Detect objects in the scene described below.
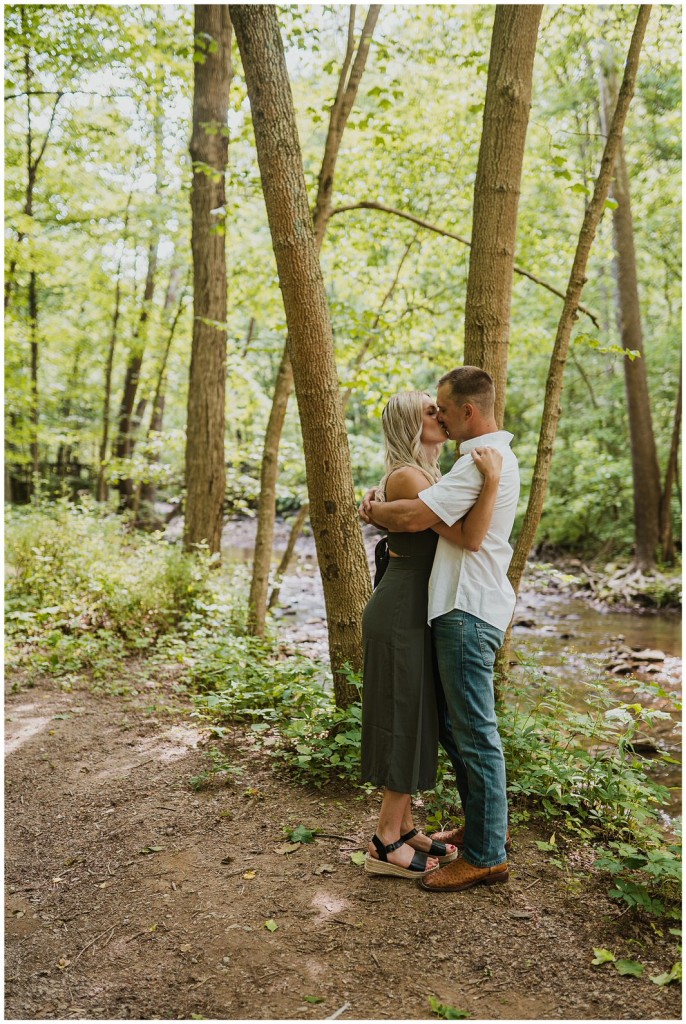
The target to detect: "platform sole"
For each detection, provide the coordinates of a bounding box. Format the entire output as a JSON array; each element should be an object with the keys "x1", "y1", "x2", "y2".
[{"x1": 364, "y1": 854, "x2": 437, "y2": 879}]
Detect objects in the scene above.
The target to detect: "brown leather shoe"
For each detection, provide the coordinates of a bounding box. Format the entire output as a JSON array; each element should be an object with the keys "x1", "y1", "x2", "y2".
[
  {"x1": 419, "y1": 856, "x2": 509, "y2": 892},
  {"x1": 430, "y1": 824, "x2": 511, "y2": 853}
]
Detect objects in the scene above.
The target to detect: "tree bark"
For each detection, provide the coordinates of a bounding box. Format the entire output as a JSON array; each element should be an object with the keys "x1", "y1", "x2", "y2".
[
  {"x1": 508, "y1": 5, "x2": 651, "y2": 595},
  {"x1": 184, "y1": 5, "x2": 232, "y2": 554},
  {"x1": 599, "y1": 60, "x2": 661, "y2": 570},
  {"x1": 245, "y1": 4, "x2": 380, "y2": 638},
  {"x1": 463, "y1": 4, "x2": 542, "y2": 427},
  {"x1": 232, "y1": 3, "x2": 372, "y2": 705},
  {"x1": 660, "y1": 360, "x2": 681, "y2": 564}
]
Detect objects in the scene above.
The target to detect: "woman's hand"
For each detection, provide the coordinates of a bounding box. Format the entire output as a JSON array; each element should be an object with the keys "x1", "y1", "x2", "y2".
[{"x1": 471, "y1": 446, "x2": 503, "y2": 482}]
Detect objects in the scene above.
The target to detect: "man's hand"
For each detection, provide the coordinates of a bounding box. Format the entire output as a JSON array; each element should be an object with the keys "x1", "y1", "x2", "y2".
[{"x1": 358, "y1": 486, "x2": 379, "y2": 524}]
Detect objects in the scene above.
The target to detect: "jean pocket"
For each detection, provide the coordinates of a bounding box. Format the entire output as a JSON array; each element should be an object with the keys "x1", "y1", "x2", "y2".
[{"x1": 474, "y1": 622, "x2": 502, "y2": 669}]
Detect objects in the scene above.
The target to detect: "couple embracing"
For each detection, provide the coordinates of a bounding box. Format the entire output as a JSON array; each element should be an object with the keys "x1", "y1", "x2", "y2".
[{"x1": 359, "y1": 366, "x2": 519, "y2": 893}]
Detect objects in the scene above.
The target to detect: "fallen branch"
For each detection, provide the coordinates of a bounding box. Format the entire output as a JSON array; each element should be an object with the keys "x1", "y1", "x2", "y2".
[{"x1": 331, "y1": 199, "x2": 600, "y2": 328}]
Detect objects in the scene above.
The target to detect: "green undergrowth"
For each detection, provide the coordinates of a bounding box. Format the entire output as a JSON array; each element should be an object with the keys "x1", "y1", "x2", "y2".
[{"x1": 5, "y1": 500, "x2": 212, "y2": 681}]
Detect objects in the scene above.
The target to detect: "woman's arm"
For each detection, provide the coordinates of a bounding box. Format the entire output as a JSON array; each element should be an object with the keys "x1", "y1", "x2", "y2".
[{"x1": 432, "y1": 447, "x2": 502, "y2": 551}]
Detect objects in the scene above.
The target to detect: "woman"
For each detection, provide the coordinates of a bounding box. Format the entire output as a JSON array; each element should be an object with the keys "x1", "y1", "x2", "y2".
[{"x1": 361, "y1": 391, "x2": 502, "y2": 878}]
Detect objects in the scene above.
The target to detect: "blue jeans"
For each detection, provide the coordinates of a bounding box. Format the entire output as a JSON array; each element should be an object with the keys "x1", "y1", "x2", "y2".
[{"x1": 432, "y1": 609, "x2": 508, "y2": 868}]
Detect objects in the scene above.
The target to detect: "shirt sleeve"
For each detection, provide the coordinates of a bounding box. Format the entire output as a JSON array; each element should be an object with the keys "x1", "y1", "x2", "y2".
[{"x1": 418, "y1": 456, "x2": 483, "y2": 527}]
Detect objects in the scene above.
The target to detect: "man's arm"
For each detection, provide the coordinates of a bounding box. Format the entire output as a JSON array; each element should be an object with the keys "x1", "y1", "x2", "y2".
[{"x1": 366, "y1": 497, "x2": 441, "y2": 532}]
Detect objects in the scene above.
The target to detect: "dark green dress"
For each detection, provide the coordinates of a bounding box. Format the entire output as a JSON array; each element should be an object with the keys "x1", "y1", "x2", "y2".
[{"x1": 360, "y1": 529, "x2": 439, "y2": 793}]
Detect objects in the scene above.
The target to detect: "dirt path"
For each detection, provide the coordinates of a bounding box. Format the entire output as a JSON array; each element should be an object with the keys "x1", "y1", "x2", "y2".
[{"x1": 5, "y1": 671, "x2": 681, "y2": 1021}]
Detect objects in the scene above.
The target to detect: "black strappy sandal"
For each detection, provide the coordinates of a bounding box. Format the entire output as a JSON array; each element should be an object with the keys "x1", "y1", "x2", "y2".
[
  {"x1": 364, "y1": 833, "x2": 438, "y2": 878},
  {"x1": 400, "y1": 828, "x2": 458, "y2": 865}
]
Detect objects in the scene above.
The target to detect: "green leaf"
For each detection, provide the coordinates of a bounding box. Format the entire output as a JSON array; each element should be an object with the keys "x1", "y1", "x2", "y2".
[
  {"x1": 605, "y1": 197, "x2": 619, "y2": 211},
  {"x1": 303, "y1": 996, "x2": 324, "y2": 1004},
  {"x1": 287, "y1": 824, "x2": 316, "y2": 844},
  {"x1": 650, "y1": 962, "x2": 682, "y2": 986},
  {"x1": 264, "y1": 919, "x2": 278, "y2": 932},
  {"x1": 592, "y1": 948, "x2": 616, "y2": 965},
  {"x1": 569, "y1": 182, "x2": 591, "y2": 195},
  {"x1": 350, "y1": 851, "x2": 366, "y2": 866},
  {"x1": 428, "y1": 995, "x2": 470, "y2": 1019},
  {"x1": 614, "y1": 959, "x2": 644, "y2": 977}
]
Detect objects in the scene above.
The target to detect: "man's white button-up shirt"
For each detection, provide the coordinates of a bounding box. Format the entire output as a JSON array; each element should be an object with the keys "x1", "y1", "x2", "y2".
[{"x1": 418, "y1": 431, "x2": 520, "y2": 632}]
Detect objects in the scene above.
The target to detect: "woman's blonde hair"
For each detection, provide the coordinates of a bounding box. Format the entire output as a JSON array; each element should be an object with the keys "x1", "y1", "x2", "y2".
[{"x1": 380, "y1": 391, "x2": 441, "y2": 492}]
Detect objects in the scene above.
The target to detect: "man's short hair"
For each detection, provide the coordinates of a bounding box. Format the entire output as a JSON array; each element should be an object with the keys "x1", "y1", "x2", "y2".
[{"x1": 438, "y1": 366, "x2": 495, "y2": 413}]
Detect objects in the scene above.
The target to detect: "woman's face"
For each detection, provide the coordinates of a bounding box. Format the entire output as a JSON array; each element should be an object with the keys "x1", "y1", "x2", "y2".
[{"x1": 420, "y1": 394, "x2": 448, "y2": 446}]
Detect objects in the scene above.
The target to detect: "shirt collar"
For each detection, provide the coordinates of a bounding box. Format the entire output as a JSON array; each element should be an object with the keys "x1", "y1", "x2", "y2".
[{"x1": 459, "y1": 431, "x2": 514, "y2": 456}]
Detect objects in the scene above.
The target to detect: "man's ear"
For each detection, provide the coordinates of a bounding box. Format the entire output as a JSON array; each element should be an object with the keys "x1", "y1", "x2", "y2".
[{"x1": 463, "y1": 402, "x2": 476, "y2": 421}]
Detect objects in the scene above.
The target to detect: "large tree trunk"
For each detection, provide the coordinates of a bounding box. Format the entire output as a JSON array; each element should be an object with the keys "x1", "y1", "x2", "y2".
[
  {"x1": 246, "y1": 5, "x2": 380, "y2": 637},
  {"x1": 600, "y1": 61, "x2": 661, "y2": 570},
  {"x1": 184, "y1": 5, "x2": 232, "y2": 554},
  {"x1": 508, "y1": 6, "x2": 651, "y2": 596},
  {"x1": 463, "y1": 4, "x2": 542, "y2": 427},
  {"x1": 231, "y1": 3, "x2": 372, "y2": 705}
]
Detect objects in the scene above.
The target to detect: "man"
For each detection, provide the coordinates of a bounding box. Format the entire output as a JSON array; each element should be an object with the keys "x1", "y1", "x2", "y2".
[{"x1": 360, "y1": 366, "x2": 520, "y2": 892}]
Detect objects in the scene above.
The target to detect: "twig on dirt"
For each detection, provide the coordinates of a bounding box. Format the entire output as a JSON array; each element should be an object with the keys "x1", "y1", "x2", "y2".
[
  {"x1": 71, "y1": 928, "x2": 110, "y2": 966},
  {"x1": 326, "y1": 1001, "x2": 351, "y2": 1020},
  {"x1": 153, "y1": 805, "x2": 178, "y2": 811},
  {"x1": 99, "y1": 925, "x2": 116, "y2": 949},
  {"x1": 370, "y1": 952, "x2": 382, "y2": 970},
  {"x1": 524, "y1": 878, "x2": 542, "y2": 891},
  {"x1": 189, "y1": 974, "x2": 217, "y2": 989},
  {"x1": 315, "y1": 832, "x2": 356, "y2": 842},
  {"x1": 332, "y1": 918, "x2": 358, "y2": 928}
]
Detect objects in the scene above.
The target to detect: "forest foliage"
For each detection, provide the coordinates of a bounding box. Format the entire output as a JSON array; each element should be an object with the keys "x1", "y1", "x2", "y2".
[{"x1": 4, "y1": 3, "x2": 682, "y2": 557}]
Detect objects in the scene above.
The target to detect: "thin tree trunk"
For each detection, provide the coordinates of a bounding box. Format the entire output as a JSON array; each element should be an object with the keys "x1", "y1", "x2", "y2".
[
  {"x1": 28, "y1": 270, "x2": 39, "y2": 493},
  {"x1": 268, "y1": 502, "x2": 310, "y2": 609},
  {"x1": 232, "y1": 3, "x2": 372, "y2": 705},
  {"x1": 508, "y1": 6, "x2": 651, "y2": 597},
  {"x1": 184, "y1": 5, "x2": 232, "y2": 554},
  {"x1": 138, "y1": 265, "x2": 187, "y2": 515},
  {"x1": 600, "y1": 59, "x2": 661, "y2": 570},
  {"x1": 245, "y1": 4, "x2": 380, "y2": 638},
  {"x1": 661, "y1": 361, "x2": 681, "y2": 564},
  {"x1": 463, "y1": 4, "x2": 542, "y2": 427},
  {"x1": 97, "y1": 213, "x2": 130, "y2": 502},
  {"x1": 112, "y1": 235, "x2": 158, "y2": 511}
]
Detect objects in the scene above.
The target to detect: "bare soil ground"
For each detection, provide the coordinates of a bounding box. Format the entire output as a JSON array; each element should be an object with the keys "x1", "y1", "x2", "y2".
[{"x1": 5, "y1": 670, "x2": 681, "y2": 1022}]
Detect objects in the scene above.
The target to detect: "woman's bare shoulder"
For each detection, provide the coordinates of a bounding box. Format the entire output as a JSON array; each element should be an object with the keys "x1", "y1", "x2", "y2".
[{"x1": 385, "y1": 465, "x2": 433, "y2": 500}]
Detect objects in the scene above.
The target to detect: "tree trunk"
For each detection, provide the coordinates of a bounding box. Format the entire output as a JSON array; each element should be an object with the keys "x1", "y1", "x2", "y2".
[
  {"x1": 184, "y1": 5, "x2": 232, "y2": 554},
  {"x1": 28, "y1": 270, "x2": 39, "y2": 493},
  {"x1": 97, "y1": 197, "x2": 132, "y2": 502},
  {"x1": 463, "y1": 4, "x2": 542, "y2": 427},
  {"x1": 508, "y1": 5, "x2": 651, "y2": 597},
  {"x1": 600, "y1": 60, "x2": 661, "y2": 570},
  {"x1": 138, "y1": 265, "x2": 187, "y2": 517},
  {"x1": 661, "y1": 360, "x2": 681, "y2": 564},
  {"x1": 245, "y1": 4, "x2": 380, "y2": 638},
  {"x1": 231, "y1": 3, "x2": 372, "y2": 705},
  {"x1": 269, "y1": 502, "x2": 310, "y2": 610}
]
